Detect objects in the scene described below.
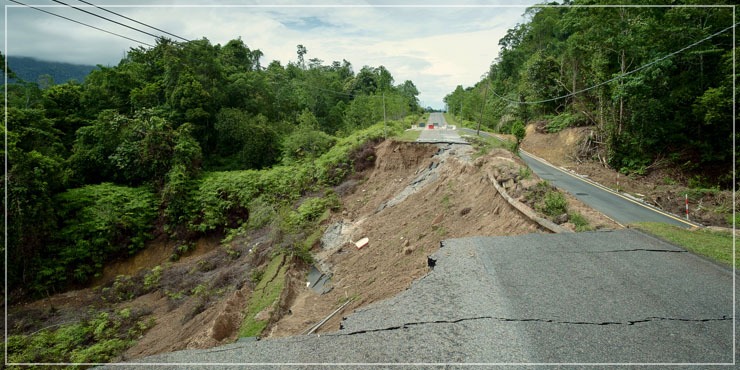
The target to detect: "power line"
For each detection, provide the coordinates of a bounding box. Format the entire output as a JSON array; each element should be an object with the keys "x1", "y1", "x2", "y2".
[
  {"x1": 9, "y1": 0, "x2": 154, "y2": 47},
  {"x1": 75, "y1": 0, "x2": 190, "y2": 42},
  {"x1": 50, "y1": 0, "x2": 162, "y2": 40},
  {"x1": 491, "y1": 21, "x2": 739, "y2": 105}
]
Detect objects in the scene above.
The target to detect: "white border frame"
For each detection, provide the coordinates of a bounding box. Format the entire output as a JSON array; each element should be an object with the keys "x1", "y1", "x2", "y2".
[{"x1": 3, "y1": 2, "x2": 736, "y2": 367}]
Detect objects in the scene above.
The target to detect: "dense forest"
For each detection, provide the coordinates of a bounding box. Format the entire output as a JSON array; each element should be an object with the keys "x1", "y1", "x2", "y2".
[
  {"x1": 445, "y1": 1, "x2": 736, "y2": 187},
  {"x1": 2, "y1": 38, "x2": 421, "y2": 297}
]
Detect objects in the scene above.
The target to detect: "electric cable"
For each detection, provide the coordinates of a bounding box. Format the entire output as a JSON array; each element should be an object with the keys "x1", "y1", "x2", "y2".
[
  {"x1": 8, "y1": 0, "x2": 154, "y2": 47},
  {"x1": 50, "y1": 0, "x2": 162, "y2": 40},
  {"x1": 75, "y1": 0, "x2": 190, "y2": 42},
  {"x1": 491, "y1": 21, "x2": 739, "y2": 105}
]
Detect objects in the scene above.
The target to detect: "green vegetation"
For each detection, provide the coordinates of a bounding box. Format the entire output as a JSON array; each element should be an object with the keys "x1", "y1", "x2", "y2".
[
  {"x1": 464, "y1": 133, "x2": 514, "y2": 157},
  {"x1": 539, "y1": 190, "x2": 568, "y2": 218},
  {"x1": 510, "y1": 120, "x2": 525, "y2": 150},
  {"x1": 633, "y1": 223, "x2": 736, "y2": 267},
  {"x1": 518, "y1": 167, "x2": 532, "y2": 180},
  {"x1": 395, "y1": 129, "x2": 422, "y2": 142},
  {"x1": 238, "y1": 254, "x2": 288, "y2": 337},
  {"x1": 524, "y1": 181, "x2": 593, "y2": 231},
  {"x1": 444, "y1": 2, "x2": 735, "y2": 188},
  {"x1": 6, "y1": 308, "x2": 155, "y2": 366},
  {"x1": 569, "y1": 212, "x2": 592, "y2": 232},
  {"x1": 526, "y1": 181, "x2": 565, "y2": 218},
  {"x1": 43, "y1": 184, "x2": 158, "y2": 289},
  {"x1": 4, "y1": 36, "x2": 422, "y2": 362},
  {"x1": 3, "y1": 36, "x2": 420, "y2": 297},
  {"x1": 543, "y1": 112, "x2": 588, "y2": 134}
]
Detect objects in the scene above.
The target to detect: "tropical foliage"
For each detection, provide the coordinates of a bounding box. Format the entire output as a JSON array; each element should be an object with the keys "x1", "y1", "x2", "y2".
[
  {"x1": 445, "y1": 1, "x2": 735, "y2": 185},
  {"x1": 3, "y1": 37, "x2": 421, "y2": 296}
]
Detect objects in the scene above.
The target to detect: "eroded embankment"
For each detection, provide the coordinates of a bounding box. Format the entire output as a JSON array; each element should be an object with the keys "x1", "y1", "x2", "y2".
[
  {"x1": 266, "y1": 140, "x2": 545, "y2": 338},
  {"x1": 8, "y1": 138, "x2": 617, "y2": 362}
]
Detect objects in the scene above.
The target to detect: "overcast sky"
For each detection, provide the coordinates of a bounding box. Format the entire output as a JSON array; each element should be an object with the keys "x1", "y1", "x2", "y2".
[{"x1": 3, "y1": 1, "x2": 541, "y2": 109}]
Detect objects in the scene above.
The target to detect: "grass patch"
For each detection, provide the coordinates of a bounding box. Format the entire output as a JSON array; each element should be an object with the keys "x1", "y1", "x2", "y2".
[
  {"x1": 441, "y1": 194, "x2": 451, "y2": 210},
  {"x1": 238, "y1": 254, "x2": 288, "y2": 337},
  {"x1": 632, "y1": 222, "x2": 736, "y2": 267},
  {"x1": 395, "y1": 129, "x2": 421, "y2": 142},
  {"x1": 443, "y1": 113, "x2": 477, "y2": 128},
  {"x1": 443, "y1": 113, "x2": 460, "y2": 126},
  {"x1": 464, "y1": 134, "x2": 513, "y2": 158},
  {"x1": 569, "y1": 212, "x2": 592, "y2": 232}
]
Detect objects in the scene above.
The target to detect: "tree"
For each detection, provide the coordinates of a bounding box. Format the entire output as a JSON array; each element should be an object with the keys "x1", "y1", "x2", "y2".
[
  {"x1": 42, "y1": 82, "x2": 85, "y2": 151},
  {"x1": 213, "y1": 108, "x2": 280, "y2": 170},
  {"x1": 510, "y1": 120, "x2": 526, "y2": 150},
  {"x1": 446, "y1": 1, "x2": 734, "y2": 185},
  {"x1": 4, "y1": 107, "x2": 68, "y2": 291},
  {"x1": 296, "y1": 44, "x2": 308, "y2": 69},
  {"x1": 281, "y1": 110, "x2": 337, "y2": 162}
]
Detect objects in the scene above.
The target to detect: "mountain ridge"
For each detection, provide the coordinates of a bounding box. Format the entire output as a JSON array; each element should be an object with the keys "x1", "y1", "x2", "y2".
[{"x1": 6, "y1": 55, "x2": 97, "y2": 84}]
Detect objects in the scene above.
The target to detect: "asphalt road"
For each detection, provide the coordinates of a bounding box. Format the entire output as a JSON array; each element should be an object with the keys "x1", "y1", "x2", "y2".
[
  {"x1": 459, "y1": 128, "x2": 697, "y2": 228},
  {"x1": 103, "y1": 230, "x2": 735, "y2": 368},
  {"x1": 416, "y1": 112, "x2": 468, "y2": 144}
]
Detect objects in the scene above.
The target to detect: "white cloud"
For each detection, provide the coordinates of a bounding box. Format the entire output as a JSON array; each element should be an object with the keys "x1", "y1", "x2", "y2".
[{"x1": 3, "y1": 1, "x2": 536, "y2": 108}]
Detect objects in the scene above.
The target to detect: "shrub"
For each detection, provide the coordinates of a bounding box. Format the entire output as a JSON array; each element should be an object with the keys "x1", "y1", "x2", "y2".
[
  {"x1": 143, "y1": 266, "x2": 163, "y2": 290},
  {"x1": 510, "y1": 120, "x2": 525, "y2": 148},
  {"x1": 281, "y1": 125, "x2": 337, "y2": 162},
  {"x1": 101, "y1": 275, "x2": 142, "y2": 303},
  {"x1": 35, "y1": 183, "x2": 157, "y2": 292},
  {"x1": 7, "y1": 309, "x2": 154, "y2": 365},
  {"x1": 189, "y1": 119, "x2": 405, "y2": 234},
  {"x1": 544, "y1": 112, "x2": 588, "y2": 133},
  {"x1": 569, "y1": 212, "x2": 592, "y2": 232},
  {"x1": 541, "y1": 191, "x2": 568, "y2": 217}
]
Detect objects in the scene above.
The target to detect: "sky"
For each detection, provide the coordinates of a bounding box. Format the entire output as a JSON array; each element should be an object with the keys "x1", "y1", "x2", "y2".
[{"x1": 3, "y1": 0, "x2": 541, "y2": 109}]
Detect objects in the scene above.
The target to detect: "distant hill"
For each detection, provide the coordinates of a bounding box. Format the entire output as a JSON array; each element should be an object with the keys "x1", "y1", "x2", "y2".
[{"x1": 6, "y1": 56, "x2": 97, "y2": 85}]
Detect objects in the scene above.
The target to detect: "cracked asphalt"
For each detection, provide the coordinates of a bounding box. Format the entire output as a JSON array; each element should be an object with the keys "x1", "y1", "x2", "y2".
[{"x1": 104, "y1": 229, "x2": 735, "y2": 368}]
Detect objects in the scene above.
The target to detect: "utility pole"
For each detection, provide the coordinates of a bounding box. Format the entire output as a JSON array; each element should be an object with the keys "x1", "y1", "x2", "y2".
[
  {"x1": 477, "y1": 80, "x2": 489, "y2": 136},
  {"x1": 383, "y1": 92, "x2": 387, "y2": 138}
]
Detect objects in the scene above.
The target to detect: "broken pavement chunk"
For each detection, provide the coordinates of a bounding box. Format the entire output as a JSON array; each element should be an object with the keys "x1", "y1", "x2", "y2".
[{"x1": 354, "y1": 237, "x2": 369, "y2": 250}]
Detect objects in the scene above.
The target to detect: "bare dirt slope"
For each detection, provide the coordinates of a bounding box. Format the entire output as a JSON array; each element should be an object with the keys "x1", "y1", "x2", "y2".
[
  {"x1": 267, "y1": 140, "x2": 570, "y2": 338},
  {"x1": 8, "y1": 138, "x2": 621, "y2": 362},
  {"x1": 8, "y1": 233, "x2": 259, "y2": 361},
  {"x1": 521, "y1": 124, "x2": 735, "y2": 227}
]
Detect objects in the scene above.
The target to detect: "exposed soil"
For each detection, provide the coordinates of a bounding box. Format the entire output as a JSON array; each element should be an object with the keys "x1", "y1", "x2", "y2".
[
  {"x1": 266, "y1": 140, "x2": 617, "y2": 338},
  {"x1": 7, "y1": 137, "x2": 623, "y2": 362},
  {"x1": 7, "y1": 234, "x2": 260, "y2": 361},
  {"x1": 521, "y1": 124, "x2": 735, "y2": 228}
]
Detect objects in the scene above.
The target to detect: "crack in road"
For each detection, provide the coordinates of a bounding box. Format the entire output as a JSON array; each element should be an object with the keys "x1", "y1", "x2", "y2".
[
  {"x1": 572, "y1": 249, "x2": 688, "y2": 254},
  {"x1": 339, "y1": 315, "x2": 733, "y2": 336}
]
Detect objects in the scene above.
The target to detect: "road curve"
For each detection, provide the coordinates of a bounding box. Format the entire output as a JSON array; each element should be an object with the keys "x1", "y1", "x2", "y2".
[{"x1": 460, "y1": 128, "x2": 698, "y2": 228}]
